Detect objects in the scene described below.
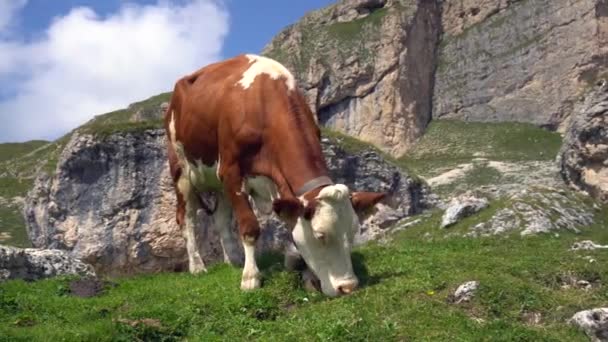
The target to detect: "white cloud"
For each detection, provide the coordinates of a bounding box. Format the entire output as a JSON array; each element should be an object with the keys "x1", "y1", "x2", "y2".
[{"x1": 0, "y1": 0, "x2": 229, "y2": 142}]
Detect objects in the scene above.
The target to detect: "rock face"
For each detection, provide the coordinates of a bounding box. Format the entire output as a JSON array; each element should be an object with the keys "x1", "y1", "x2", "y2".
[
  {"x1": 559, "y1": 82, "x2": 608, "y2": 204},
  {"x1": 260, "y1": 0, "x2": 607, "y2": 155},
  {"x1": 570, "y1": 308, "x2": 608, "y2": 342},
  {"x1": 24, "y1": 129, "x2": 427, "y2": 274},
  {"x1": 0, "y1": 245, "x2": 95, "y2": 281},
  {"x1": 263, "y1": 0, "x2": 441, "y2": 156},
  {"x1": 25, "y1": 130, "x2": 191, "y2": 274},
  {"x1": 435, "y1": 0, "x2": 608, "y2": 131}
]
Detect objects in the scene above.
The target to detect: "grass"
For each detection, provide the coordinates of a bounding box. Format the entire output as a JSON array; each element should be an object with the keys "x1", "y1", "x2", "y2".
[
  {"x1": 321, "y1": 128, "x2": 387, "y2": 156},
  {"x1": 79, "y1": 92, "x2": 171, "y2": 136},
  {"x1": 326, "y1": 7, "x2": 388, "y2": 42},
  {"x1": 0, "y1": 178, "x2": 33, "y2": 199},
  {"x1": 0, "y1": 141, "x2": 48, "y2": 163},
  {"x1": 0, "y1": 207, "x2": 29, "y2": 248},
  {"x1": 433, "y1": 163, "x2": 503, "y2": 196},
  {"x1": 1, "y1": 206, "x2": 607, "y2": 340},
  {"x1": 399, "y1": 120, "x2": 562, "y2": 177},
  {"x1": 83, "y1": 119, "x2": 164, "y2": 139}
]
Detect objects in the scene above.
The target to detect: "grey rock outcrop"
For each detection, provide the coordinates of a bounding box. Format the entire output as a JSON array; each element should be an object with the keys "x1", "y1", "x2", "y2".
[
  {"x1": 434, "y1": 0, "x2": 608, "y2": 130},
  {"x1": 467, "y1": 186, "x2": 595, "y2": 237},
  {"x1": 0, "y1": 245, "x2": 95, "y2": 281},
  {"x1": 24, "y1": 129, "x2": 427, "y2": 274},
  {"x1": 559, "y1": 82, "x2": 608, "y2": 204},
  {"x1": 263, "y1": 0, "x2": 441, "y2": 156},
  {"x1": 441, "y1": 193, "x2": 488, "y2": 228},
  {"x1": 570, "y1": 308, "x2": 608, "y2": 342}
]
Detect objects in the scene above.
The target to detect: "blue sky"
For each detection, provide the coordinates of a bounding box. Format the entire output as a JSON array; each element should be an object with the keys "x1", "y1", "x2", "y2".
[{"x1": 0, "y1": 0, "x2": 334, "y2": 142}]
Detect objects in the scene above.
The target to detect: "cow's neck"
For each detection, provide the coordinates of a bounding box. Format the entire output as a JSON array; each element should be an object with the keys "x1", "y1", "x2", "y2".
[
  {"x1": 294, "y1": 176, "x2": 333, "y2": 197},
  {"x1": 274, "y1": 146, "x2": 331, "y2": 197}
]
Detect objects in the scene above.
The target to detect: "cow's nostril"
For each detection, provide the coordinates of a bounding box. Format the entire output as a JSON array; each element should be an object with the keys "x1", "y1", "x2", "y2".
[{"x1": 337, "y1": 283, "x2": 357, "y2": 295}]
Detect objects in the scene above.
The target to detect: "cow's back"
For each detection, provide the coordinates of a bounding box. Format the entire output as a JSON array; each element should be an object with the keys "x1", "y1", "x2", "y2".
[{"x1": 166, "y1": 55, "x2": 254, "y2": 165}]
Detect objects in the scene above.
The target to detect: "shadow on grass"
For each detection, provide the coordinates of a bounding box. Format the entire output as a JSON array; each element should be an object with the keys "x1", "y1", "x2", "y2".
[
  {"x1": 353, "y1": 251, "x2": 409, "y2": 288},
  {"x1": 256, "y1": 250, "x2": 408, "y2": 293}
]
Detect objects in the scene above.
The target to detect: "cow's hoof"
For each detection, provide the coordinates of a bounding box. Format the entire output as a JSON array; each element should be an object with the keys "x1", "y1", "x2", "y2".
[
  {"x1": 189, "y1": 262, "x2": 207, "y2": 274},
  {"x1": 240, "y1": 274, "x2": 261, "y2": 291}
]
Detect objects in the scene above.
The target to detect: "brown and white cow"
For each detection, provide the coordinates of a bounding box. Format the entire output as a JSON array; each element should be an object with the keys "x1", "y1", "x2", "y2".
[{"x1": 164, "y1": 54, "x2": 386, "y2": 297}]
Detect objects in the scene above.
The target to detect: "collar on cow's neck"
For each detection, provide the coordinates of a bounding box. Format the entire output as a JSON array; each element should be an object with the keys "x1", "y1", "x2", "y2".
[{"x1": 295, "y1": 176, "x2": 333, "y2": 197}]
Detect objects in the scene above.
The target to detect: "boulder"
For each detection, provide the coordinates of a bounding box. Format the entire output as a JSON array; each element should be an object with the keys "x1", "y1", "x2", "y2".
[
  {"x1": 0, "y1": 245, "x2": 95, "y2": 281},
  {"x1": 570, "y1": 308, "x2": 608, "y2": 342},
  {"x1": 441, "y1": 193, "x2": 488, "y2": 228},
  {"x1": 450, "y1": 280, "x2": 479, "y2": 304}
]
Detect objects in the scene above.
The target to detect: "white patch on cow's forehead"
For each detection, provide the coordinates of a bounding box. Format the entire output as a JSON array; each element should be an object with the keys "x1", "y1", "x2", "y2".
[{"x1": 237, "y1": 54, "x2": 296, "y2": 91}]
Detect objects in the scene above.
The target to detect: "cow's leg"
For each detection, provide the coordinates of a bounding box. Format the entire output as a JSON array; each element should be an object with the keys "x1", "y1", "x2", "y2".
[
  {"x1": 219, "y1": 163, "x2": 261, "y2": 290},
  {"x1": 213, "y1": 192, "x2": 243, "y2": 265},
  {"x1": 177, "y1": 174, "x2": 207, "y2": 273}
]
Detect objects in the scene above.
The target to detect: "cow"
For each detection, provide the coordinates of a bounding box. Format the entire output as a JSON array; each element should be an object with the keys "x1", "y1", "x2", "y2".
[{"x1": 164, "y1": 54, "x2": 386, "y2": 297}]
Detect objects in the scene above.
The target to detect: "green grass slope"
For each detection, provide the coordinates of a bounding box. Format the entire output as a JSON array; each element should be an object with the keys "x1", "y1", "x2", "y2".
[
  {"x1": 1, "y1": 207, "x2": 606, "y2": 341},
  {"x1": 0, "y1": 141, "x2": 48, "y2": 163},
  {"x1": 400, "y1": 119, "x2": 562, "y2": 176},
  {"x1": 398, "y1": 119, "x2": 564, "y2": 196},
  {"x1": 79, "y1": 92, "x2": 171, "y2": 137}
]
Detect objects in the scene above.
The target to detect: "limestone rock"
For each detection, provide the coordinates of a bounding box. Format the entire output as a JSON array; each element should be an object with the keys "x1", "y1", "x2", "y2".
[
  {"x1": 441, "y1": 194, "x2": 489, "y2": 228},
  {"x1": 435, "y1": 0, "x2": 608, "y2": 130},
  {"x1": 24, "y1": 129, "x2": 427, "y2": 274},
  {"x1": 571, "y1": 240, "x2": 608, "y2": 251},
  {"x1": 569, "y1": 308, "x2": 608, "y2": 342},
  {"x1": 451, "y1": 280, "x2": 479, "y2": 304},
  {"x1": 0, "y1": 245, "x2": 95, "y2": 281},
  {"x1": 467, "y1": 186, "x2": 595, "y2": 237},
  {"x1": 263, "y1": 0, "x2": 441, "y2": 156},
  {"x1": 559, "y1": 82, "x2": 608, "y2": 204}
]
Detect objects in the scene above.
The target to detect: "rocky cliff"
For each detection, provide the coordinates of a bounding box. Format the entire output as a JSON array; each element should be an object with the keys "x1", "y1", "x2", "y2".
[
  {"x1": 435, "y1": 0, "x2": 608, "y2": 131},
  {"x1": 559, "y1": 81, "x2": 608, "y2": 204},
  {"x1": 263, "y1": 0, "x2": 441, "y2": 156},
  {"x1": 24, "y1": 125, "x2": 427, "y2": 274},
  {"x1": 263, "y1": 0, "x2": 607, "y2": 155}
]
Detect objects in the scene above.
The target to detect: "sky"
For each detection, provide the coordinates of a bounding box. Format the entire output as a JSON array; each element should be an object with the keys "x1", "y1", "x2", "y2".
[{"x1": 0, "y1": 0, "x2": 334, "y2": 143}]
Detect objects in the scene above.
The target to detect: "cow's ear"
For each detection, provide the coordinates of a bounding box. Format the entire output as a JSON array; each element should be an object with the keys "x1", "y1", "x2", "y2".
[
  {"x1": 350, "y1": 192, "x2": 387, "y2": 217},
  {"x1": 273, "y1": 198, "x2": 303, "y2": 220}
]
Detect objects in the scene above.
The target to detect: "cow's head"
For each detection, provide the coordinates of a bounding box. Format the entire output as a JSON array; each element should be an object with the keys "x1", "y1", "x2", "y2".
[{"x1": 273, "y1": 184, "x2": 386, "y2": 297}]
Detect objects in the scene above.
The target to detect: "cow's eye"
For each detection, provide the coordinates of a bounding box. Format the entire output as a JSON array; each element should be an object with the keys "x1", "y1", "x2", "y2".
[{"x1": 313, "y1": 231, "x2": 326, "y2": 243}]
